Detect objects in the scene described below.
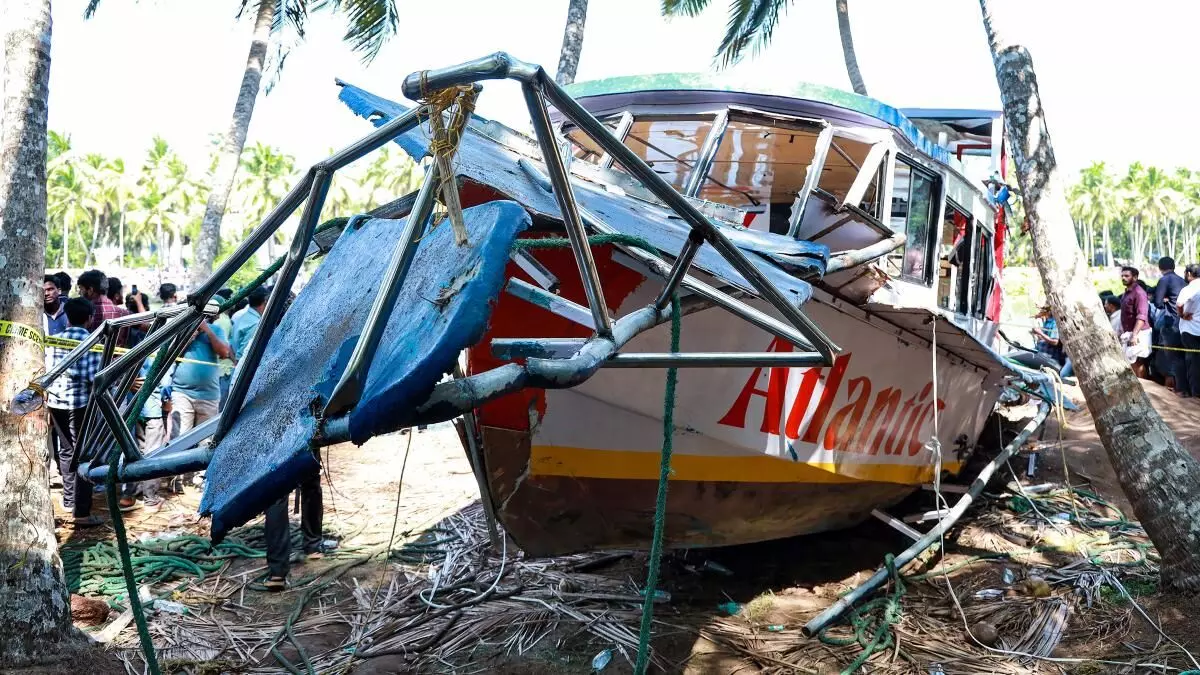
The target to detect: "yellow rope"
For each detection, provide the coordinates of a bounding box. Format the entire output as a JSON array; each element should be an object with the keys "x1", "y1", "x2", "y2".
[{"x1": 416, "y1": 74, "x2": 478, "y2": 246}]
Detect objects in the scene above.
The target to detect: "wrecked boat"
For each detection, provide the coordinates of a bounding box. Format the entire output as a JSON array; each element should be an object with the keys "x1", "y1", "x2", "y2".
[{"x1": 22, "y1": 53, "x2": 1021, "y2": 557}]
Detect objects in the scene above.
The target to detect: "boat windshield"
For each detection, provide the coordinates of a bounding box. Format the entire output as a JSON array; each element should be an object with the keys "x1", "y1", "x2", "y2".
[{"x1": 566, "y1": 110, "x2": 880, "y2": 234}]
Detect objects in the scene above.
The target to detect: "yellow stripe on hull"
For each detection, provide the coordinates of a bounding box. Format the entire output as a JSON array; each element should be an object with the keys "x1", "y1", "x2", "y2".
[{"x1": 530, "y1": 445, "x2": 961, "y2": 485}]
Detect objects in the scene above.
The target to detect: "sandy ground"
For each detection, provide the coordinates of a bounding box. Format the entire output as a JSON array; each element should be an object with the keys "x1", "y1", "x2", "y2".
[{"x1": 21, "y1": 381, "x2": 1200, "y2": 674}]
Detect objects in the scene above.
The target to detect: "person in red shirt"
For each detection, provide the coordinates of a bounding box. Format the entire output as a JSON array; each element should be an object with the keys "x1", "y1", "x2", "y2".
[
  {"x1": 1119, "y1": 266, "x2": 1151, "y2": 378},
  {"x1": 77, "y1": 269, "x2": 125, "y2": 332}
]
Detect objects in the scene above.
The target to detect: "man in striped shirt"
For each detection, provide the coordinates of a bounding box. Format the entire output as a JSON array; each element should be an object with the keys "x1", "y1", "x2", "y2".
[
  {"x1": 77, "y1": 269, "x2": 127, "y2": 333},
  {"x1": 46, "y1": 297, "x2": 104, "y2": 527}
]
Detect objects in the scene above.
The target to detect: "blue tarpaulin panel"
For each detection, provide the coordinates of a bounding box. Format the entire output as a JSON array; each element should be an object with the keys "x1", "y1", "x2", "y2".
[
  {"x1": 201, "y1": 201, "x2": 531, "y2": 541},
  {"x1": 337, "y1": 82, "x2": 826, "y2": 308}
]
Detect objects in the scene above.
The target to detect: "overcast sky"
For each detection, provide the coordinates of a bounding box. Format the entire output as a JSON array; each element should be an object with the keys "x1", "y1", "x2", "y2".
[{"x1": 45, "y1": 0, "x2": 1199, "y2": 178}]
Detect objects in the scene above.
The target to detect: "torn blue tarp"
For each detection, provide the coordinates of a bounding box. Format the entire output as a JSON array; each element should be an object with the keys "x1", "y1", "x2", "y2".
[
  {"x1": 200, "y1": 201, "x2": 531, "y2": 542},
  {"x1": 336, "y1": 82, "x2": 828, "y2": 308}
]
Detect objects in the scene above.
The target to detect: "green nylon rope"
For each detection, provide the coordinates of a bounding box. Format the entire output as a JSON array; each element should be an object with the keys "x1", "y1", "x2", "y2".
[
  {"x1": 105, "y1": 463, "x2": 161, "y2": 675},
  {"x1": 61, "y1": 526, "x2": 308, "y2": 598},
  {"x1": 634, "y1": 294, "x2": 681, "y2": 675},
  {"x1": 815, "y1": 554, "x2": 905, "y2": 674},
  {"x1": 508, "y1": 232, "x2": 675, "y2": 673}
]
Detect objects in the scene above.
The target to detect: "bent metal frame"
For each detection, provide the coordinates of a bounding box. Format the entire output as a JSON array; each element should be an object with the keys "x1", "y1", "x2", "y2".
[{"x1": 18, "y1": 52, "x2": 844, "y2": 487}]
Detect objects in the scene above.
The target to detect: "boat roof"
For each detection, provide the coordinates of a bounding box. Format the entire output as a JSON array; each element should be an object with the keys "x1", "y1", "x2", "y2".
[{"x1": 565, "y1": 73, "x2": 1001, "y2": 171}]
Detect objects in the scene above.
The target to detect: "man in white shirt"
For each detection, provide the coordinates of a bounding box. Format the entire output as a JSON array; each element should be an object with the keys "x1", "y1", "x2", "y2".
[{"x1": 1174, "y1": 264, "x2": 1200, "y2": 398}]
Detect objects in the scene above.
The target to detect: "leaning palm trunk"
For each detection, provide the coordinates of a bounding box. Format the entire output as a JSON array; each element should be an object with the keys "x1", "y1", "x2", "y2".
[
  {"x1": 980, "y1": 0, "x2": 1200, "y2": 589},
  {"x1": 189, "y1": 0, "x2": 275, "y2": 288},
  {"x1": 835, "y1": 0, "x2": 867, "y2": 95},
  {"x1": 555, "y1": 0, "x2": 588, "y2": 85},
  {"x1": 0, "y1": 0, "x2": 77, "y2": 662}
]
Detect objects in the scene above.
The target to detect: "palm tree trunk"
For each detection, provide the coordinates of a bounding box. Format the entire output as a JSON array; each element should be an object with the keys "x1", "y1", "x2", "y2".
[
  {"x1": 86, "y1": 211, "x2": 100, "y2": 266},
  {"x1": 189, "y1": 0, "x2": 274, "y2": 288},
  {"x1": 1103, "y1": 220, "x2": 1111, "y2": 267},
  {"x1": 980, "y1": 0, "x2": 1200, "y2": 590},
  {"x1": 555, "y1": 0, "x2": 588, "y2": 85},
  {"x1": 0, "y1": 0, "x2": 77, "y2": 663},
  {"x1": 835, "y1": 0, "x2": 868, "y2": 95}
]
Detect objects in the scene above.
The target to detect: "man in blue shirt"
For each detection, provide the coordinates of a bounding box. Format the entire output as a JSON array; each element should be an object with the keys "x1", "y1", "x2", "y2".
[
  {"x1": 170, "y1": 314, "x2": 231, "y2": 490},
  {"x1": 1031, "y1": 305, "x2": 1065, "y2": 367},
  {"x1": 231, "y1": 286, "x2": 269, "y2": 361},
  {"x1": 43, "y1": 275, "x2": 67, "y2": 336}
]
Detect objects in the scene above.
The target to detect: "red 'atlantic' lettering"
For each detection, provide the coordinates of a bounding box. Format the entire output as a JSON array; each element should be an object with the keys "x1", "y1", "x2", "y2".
[
  {"x1": 717, "y1": 343, "x2": 947, "y2": 457},
  {"x1": 823, "y1": 376, "x2": 871, "y2": 451},
  {"x1": 717, "y1": 337, "x2": 793, "y2": 433},
  {"x1": 858, "y1": 388, "x2": 902, "y2": 455},
  {"x1": 800, "y1": 354, "x2": 850, "y2": 443}
]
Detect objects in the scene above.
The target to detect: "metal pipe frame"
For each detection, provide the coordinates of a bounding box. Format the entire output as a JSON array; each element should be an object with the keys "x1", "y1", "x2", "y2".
[
  {"x1": 322, "y1": 163, "x2": 443, "y2": 418},
  {"x1": 217, "y1": 169, "x2": 333, "y2": 442},
  {"x1": 516, "y1": 158, "x2": 821, "y2": 353},
  {"x1": 320, "y1": 301, "x2": 673, "y2": 444},
  {"x1": 824, "y1": 233, "x2": 907, "y2": 274},
  {"x1": 596, "y1": 352, "x2": 827, "y2": 368},
  {"x1": 19, "y1": 104, "x2": 428, "y2": 481},
  {"x1": 654, "y1": 232, "x2": 704, "y2": 309},
  {"x1": 505, "y1": 277, "x2": 594, "y2": 329},
  {"x1": 85, "y1": 311, "x2": 204, "y2": 466},
  {"x1": 682, "y1": 109, "x2": 730, "y2": 197},
  {"x1": 788, "y1": 124, "x2": 834, "y2": 238},
  {"x1": 598, "y1": 111, "x2": 634, "y2": 169},
  {"x1": 522, "y1": 81, "x2": 614, "y2": 338},
  {"x1": 94, "y1": 392, "x2": 144, "y2": 473},
  {"x1": 489, "y1": 339, "x2": 824, "y2": 368},
  {"x1": 802, "y1": 399, "x2": 1052, "y2": 637},
  {"x1": 190, "y1": 106, "x2": 424, "y2": 308},
  {"x1": 534, "y1": 67, "x2": 839, "y2": 362},
  {"x1": 510, "y1": 249, "x2": 560, "y2": 292},
  {"x1": 82, "y1": 417, "x2": 218, "y2": 483},
  {"x1": 74, "y1": 322, "x2": 121, "y2": 466}
]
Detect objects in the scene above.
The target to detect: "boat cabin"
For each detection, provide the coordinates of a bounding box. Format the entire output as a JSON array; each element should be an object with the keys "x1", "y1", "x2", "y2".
[{"x1": 556, "y1": 76, "x2": 1008, "y2": 337}]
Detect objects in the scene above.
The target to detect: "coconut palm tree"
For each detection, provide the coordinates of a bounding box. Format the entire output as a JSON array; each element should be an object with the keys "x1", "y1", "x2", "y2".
[
  {"x1": 235, "y1": 142, "x2": 296, "y2": 259},
  {"x1": 662, "y1": 0, "x2": 869, "y2": 94},
  {"x1": 360, "y1": 145, "x2": 419, "y2": 209},
  {"x1": 47, "y1": 159, "x2": 96, "y2": 268},
  {"x1": 978, "y1": 0, "x2": 1200, "y2": 588},
  {"x1": 1068, "y1": 162, "x2": 1119, "y2": 267},
  {"x1": 556, "y1": 0, "x2": 588, "y2": 85},
  {"x1": 1175, "y1": 169, "x2": 1200, "y2": 264},
  {"x1": 131, "y1": 137, "x2": 195, "y2": 271},
  {"x1": 1122, "y1": 165, "x2": 1177, "y2": 265},
  {"x1": 0, "y1": 0, "x2": 76, "y2": 662},
  {"x1": 85, "y1": 0, "x2": 401, "y2": 288}
]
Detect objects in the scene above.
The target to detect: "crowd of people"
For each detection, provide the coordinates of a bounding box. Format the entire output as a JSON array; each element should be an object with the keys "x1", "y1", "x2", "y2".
[
  {"x1": 1029, "y1": 256, "x2": 1200, "y2": 396},
  {"x1": 41, "y1": 269, "x2": 321, "y2": 589}
]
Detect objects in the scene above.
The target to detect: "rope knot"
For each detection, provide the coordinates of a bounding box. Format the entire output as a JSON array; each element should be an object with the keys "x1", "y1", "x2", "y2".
[{"x1": 419, "y1": 84, "x2": 478, "y2": 247}]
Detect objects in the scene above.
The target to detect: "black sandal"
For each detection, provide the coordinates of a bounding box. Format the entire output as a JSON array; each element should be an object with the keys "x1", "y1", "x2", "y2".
[{"x1": 264, "y1": 576, "x2": 287, "y2": 592}]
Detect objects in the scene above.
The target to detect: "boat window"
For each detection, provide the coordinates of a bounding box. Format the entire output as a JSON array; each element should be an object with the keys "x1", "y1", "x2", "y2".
[
  {"x1": 565, "y1": 117, "x2": 625, "y2": 162},
  {"x1": 887, "y1": 158, "x2": 939, "y2": 285},
  {"x1": 971, "y1": 230, "x2": 994, "y2": 318},
  {"x1": 820, "y1": 137, "x2": 878, "y2": 210},
  {"x1": 614, "y1": 115, "x2": 718, "y2": 195},
  {"x1": 938, "y1": 202, "x2": 972, "y2": 313}
]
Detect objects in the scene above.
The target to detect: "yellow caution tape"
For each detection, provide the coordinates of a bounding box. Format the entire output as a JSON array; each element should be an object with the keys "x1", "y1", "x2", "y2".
[
  {"x1": 1150, "y1": 344, "x2": 1200, "y2": 354},
  {"x1": 0, "y1": 319, "x2": 220, "y2": 366}
]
